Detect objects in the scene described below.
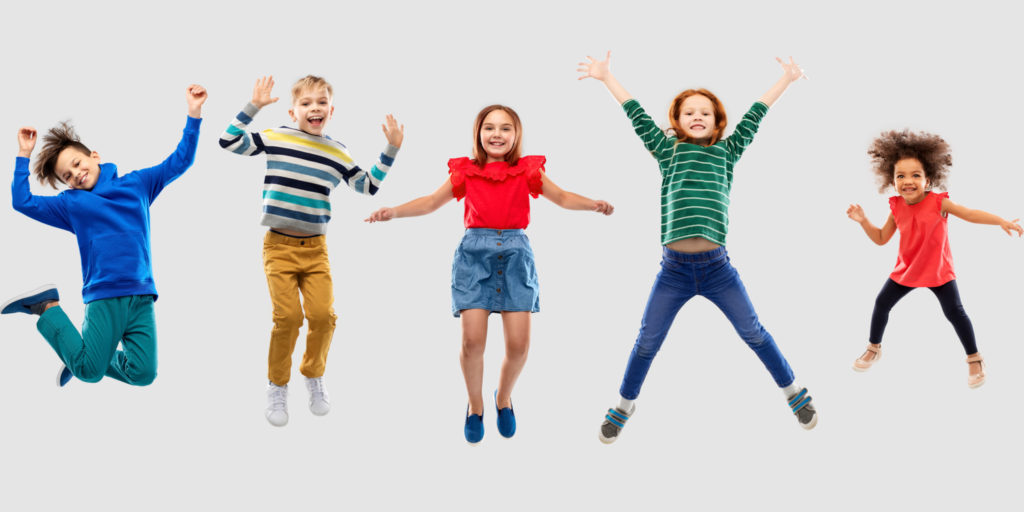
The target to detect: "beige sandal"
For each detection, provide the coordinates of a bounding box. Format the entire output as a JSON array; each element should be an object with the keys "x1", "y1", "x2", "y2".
[
  {"x1": 966, "y1": 353, "x2": 986, "y2": 389},
  {"x1": 852, "y1": 344, "x2": 882, "y2": 372}
]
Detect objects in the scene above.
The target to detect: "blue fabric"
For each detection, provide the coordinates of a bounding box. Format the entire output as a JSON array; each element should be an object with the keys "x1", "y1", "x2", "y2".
[
  {"x1": 618, "y1": 246, "x2": 795, "y2": 399},
  {"x1": 495, "y1": 390, "x2": 516, "y2": 438},
  {"x1": 451, "y1": 229, "x2": 539, "y2": 317},
  {"x1": 464, "y1": 409, "x2": 484, "y2": 443},
  {"x1": 11, "y1": 117, "x2": 201, "y2": 303}
]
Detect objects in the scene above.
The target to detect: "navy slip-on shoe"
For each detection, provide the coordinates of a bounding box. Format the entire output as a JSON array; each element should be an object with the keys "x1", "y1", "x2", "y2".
[{"x1": 1, "y1": 285, "x2": 59, "y2": 315}]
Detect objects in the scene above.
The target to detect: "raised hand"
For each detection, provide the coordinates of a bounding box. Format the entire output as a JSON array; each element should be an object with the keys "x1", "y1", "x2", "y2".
[
  {"x1": 252, "y1": 76, "x2": 279, "y2": 109},
  {"x1": 577, "y1": 51, "x2": 612, "y2": 82},
  {"x1": 847, "y1": 204, "x2": 867, "y2": 223},
  {"x1": 382, "y1": 114, "x2": 404, "y2": 148},
  {"x1": 1000, "y1": 218, "x2": 1023, "y2": 237},
  {"x1": 187, "y1": 84, "x2": 207, "y2": 118},
  {"x1": 593, "y1": 200, "x2": 614, "y2": 215},
  {"x1": 776, "y1": 56, "x2": 807, "y2": 83},
  {"x1": 17, "y1": 127, "x2": 37, "y2": 158},
  {"x1": 365, "y1": 206, "x2": 395, "y2": 223}
]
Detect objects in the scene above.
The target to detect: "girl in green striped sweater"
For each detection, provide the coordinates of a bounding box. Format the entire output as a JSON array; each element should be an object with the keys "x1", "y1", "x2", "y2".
[{"x1": 578, "y1": 52, "x2": 817, "y2": 443}]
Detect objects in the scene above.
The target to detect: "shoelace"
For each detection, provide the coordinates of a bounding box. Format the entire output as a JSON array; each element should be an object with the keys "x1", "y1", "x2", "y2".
[
  {"x1": 268, "y1": 386, "x2": 287, "y2": 411},
  {"x1": 307, "y1": 378, "x2": 328, "y2": 402}
]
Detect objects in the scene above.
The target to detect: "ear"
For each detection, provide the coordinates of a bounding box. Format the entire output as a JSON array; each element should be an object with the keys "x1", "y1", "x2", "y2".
[
  {"x1": 288, "y1": 107, "x2": 297, "y2": 122},
  {"x1": 90, "y1": 151, "x2": 101, "y2": 163},
  {"x1": 329, "y1": 104, "x2": 334, "y2": 119}
]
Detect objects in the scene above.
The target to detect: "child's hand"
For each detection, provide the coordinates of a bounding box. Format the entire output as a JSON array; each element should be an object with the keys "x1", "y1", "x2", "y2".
[
  {"x1": 847, "y1": 204, "x2": 867, "y2": 223},
  {"x1": 1000, "y1": 218, "x2": 1023, "y2": 237},
  {"x1": 252, "y1": 76, "x2": 279, "y2": 109},
  {"x1": 382, "y1": 114, "x2": 404, "y2": 148},
  {"x1": 593, "y1": 200, "x2": 614, "y2": 215},
  {"x1": 776, "y1": 56, "x2": 807, "y2": 83},
  {"x1": 577, "y1": 51, "x2": 612, "y2": 82},
  {"x1": 186, "y1": 84, "x2": 207, "y2": 118},
  {"x1": 365, "y1": 207, "x2": 395, "y2": 223},
  {"x1": 17, "y1": 127, "x2": 36, "y2": 158}
]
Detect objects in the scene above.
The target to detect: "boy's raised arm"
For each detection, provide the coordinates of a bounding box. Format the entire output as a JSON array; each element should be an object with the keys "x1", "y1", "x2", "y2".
[
  {"x1": 134, "y1": 85, "x2": 205, "y2": 200},
  {"x1": 219, "y1": 76, "x2": 277, "y2": 157},
  {"x1": 11, "y1": 127, "x2": 72, "y2": 231}
]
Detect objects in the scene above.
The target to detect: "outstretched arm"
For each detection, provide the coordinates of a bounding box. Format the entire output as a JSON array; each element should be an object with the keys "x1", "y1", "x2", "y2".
[
  {"x1": 847, "y1": 204, "x2": 896, "y2": 245},
  {"x1": 577, "y1": 51, "x2": 632, "y2": 105},
  {"x1": 943, "y1": 198, "x2": 1024, "y2": 237},
  {"x1": 133, "y1": 85, "x2": 204, "y2": 200},
  {"x1": 219, "y1": 76, "x2": 278, "y2": 156},
  {"x1": 758, "y1": 57, "x2": 806, "y2": 107},
  {"x1": 541, "y1": 174, "x2": 614, "y2": 214},
  {"x1": 365, "y1": 179, "x2": 454, "y2": 222}
]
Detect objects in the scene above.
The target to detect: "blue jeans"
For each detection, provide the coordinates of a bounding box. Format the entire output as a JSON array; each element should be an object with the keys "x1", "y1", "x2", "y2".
[{"x1": 619, "y1": 247, "x2": 794, "y2": 399}]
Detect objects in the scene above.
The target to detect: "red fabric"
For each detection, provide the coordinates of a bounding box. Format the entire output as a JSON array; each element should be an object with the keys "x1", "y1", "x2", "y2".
[
  {"x1": 447, "y1": 155, "x2": 546, "y2": 229},
  {"x1": 889, "y1": 191, "x2": 955, "y2": 287}
]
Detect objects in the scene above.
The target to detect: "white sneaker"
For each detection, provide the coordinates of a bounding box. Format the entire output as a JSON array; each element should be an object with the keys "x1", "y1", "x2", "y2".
[
  {"x1": 266, "y1": 382, "x2": 289, "y2": 427},
  {"x1": 305, "y1": 376, "x2": 330, "y2": 416}
]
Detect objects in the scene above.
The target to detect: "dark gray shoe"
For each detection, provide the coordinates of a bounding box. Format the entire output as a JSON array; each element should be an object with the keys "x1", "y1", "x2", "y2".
[
  {"x1": 599, "y1": 404, "x2": 636, "y2": 444},
  {"x1": 788, "y1": 388, "x2": 817, "y2": 430}
]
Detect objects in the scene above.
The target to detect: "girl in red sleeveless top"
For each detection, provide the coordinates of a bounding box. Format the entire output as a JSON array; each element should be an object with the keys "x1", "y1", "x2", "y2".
[
  {"x1": 366, "y1": 105, "x2": 613, "y2": 443},
  {"x1": 846, "y1": 130, "x2": 1022, "y2": 388}
]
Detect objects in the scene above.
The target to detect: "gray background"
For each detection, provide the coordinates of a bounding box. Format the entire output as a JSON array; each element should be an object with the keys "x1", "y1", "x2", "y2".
[{"x1": 1, "y1": 0, "x2": 1020, "y2": 510}]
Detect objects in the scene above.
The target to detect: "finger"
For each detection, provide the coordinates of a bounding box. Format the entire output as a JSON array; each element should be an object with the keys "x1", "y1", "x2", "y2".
[{"x1": 270, "y1": 97, "x2": 279, "y2": 104}]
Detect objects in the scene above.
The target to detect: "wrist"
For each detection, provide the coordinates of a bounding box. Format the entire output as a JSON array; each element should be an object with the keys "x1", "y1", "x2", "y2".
[{"x1": 17, "y1": 151, "x2": 31, "y2": 158}]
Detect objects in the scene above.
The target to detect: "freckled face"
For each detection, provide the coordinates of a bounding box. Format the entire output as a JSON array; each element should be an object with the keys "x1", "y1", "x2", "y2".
[
  {"x1": 54, "y1": 147, "x2": 101, "y2": 190},
  {"x1": 676, "y1": 94, "x2": 716, "y2": 143}
]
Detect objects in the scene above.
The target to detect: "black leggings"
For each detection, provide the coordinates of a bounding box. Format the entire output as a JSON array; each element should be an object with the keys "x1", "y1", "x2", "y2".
[{"x1": 869, "y1": 278, "x2": 978, "y2": 355}]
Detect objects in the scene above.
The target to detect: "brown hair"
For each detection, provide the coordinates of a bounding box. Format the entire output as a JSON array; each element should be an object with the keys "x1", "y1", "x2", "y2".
[
  {"x1": 471, "y1": 105, "x2": 523, "y2": 167},
  {"x1": 291, "y1": 75, "x2": 333, "y2": 103},
  {"x1": 668, "y1": 89, "x2": 728, "y2": 146},
  {"x1": 868, "y1": 129, "x2": 952, "y2": 193},
  {"x1": 34, "y1": 122, "x2": 91, "y2": 189}
]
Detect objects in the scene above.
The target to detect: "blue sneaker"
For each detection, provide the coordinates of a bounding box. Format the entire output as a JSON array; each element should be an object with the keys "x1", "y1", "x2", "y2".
[
  {"x1": 464, "y1": 407, "x2": 484, "y2": 444},
  {"x1": 1, "y1": 285, "x2": 59, "y2": 315},
  {"x1": 57, "y1": 365, "x2": 73, "y2": 387},
  {"x1": 495, "y1": 390, "x2": 516, "y2": 438}
]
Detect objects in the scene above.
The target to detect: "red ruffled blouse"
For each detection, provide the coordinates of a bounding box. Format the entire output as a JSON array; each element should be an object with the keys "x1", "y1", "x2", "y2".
[
  {"x1": 889, "y1": 191, "x2": 956, "y2": 287},
  {"x1": 448, "y1": 155, "x2": 546, "y2": 229}
]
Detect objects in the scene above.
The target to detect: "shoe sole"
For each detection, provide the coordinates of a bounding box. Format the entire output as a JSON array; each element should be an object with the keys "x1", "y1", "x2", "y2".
[
  {"x1": 968, "y1": 380, "x2": 985, "y2": 389},
  {"x1": 266, "y1": 414, "x2": 288, "y2": 427},
  {"x1": 801, "y1": 413, "x2": 819, "y2": 431},
  {"x1": 1, "y1": 284, "x2": 58, "y2": 314}
]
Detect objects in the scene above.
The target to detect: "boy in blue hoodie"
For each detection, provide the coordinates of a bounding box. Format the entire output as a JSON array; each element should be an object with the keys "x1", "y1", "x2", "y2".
[{"x1": 2, "y1": 85, "x2": 207, "y2": 387}]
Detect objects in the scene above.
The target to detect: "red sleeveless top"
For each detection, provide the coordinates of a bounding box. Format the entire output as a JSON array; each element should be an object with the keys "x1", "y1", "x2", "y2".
[{"x1": 889, "y1": 191, "x2": 955, "y2": 287}]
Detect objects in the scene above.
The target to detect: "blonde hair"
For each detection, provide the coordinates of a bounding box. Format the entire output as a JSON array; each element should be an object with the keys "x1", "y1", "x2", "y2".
[{"x1": 291, "y1": 75, "x2": 333, "y2": 103}]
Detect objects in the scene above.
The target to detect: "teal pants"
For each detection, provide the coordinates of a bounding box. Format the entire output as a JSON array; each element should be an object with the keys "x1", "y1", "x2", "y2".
[{"x1": 36, "y1": 295, "x2": 158, "y2": 385}]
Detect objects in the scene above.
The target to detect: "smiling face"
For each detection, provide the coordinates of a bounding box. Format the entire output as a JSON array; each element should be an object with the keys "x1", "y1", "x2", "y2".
[
  {"x1": 893, "y1": 157, "x2": 929, "y2": 204},
  {"x1": 478, "y1": 109, "x2": 518, "y2": 163},
  {"x1": 54, "y1": 146, "x2": 101, "y2": 190},
  {"x1": 676, "y1": 94, "x2": 716, "y2": 144},
  {"x1": 289, "y1": 86, "x2": 334, "y2": 136}
]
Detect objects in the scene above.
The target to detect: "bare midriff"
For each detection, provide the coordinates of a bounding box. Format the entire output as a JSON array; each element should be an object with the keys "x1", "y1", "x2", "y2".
[
  {"x1": 665, "y1": 236, "x2": 721, "y2": 254},
  {"x1": 272, "y1": 228, "x2": 318, "y2": 237}
]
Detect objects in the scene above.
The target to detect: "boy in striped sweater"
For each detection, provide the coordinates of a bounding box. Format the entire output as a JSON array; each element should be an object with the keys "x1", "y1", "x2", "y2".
[{"x1": 220, "y1": 75, "x2": 403, "y2": 427}]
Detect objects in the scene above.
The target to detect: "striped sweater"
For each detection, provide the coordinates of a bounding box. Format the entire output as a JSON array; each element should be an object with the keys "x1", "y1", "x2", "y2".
[
  {"x1": 219, "y1": 102, "x2": 398, "y2": 234},
  {"x1": 623, "y1": 99, "x2": 768, "y2": 246}
]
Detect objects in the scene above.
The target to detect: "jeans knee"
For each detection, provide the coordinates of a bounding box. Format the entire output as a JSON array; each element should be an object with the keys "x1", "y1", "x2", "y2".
[
  {"x1": 76, "y1": 368, "x2": 104, "y2": 383},
  {"x1": 272, "y1": 309, "x2": 304, "y2": 332},
  {"x1": 306, "y1": 308, "x2": 337, "y2": 332},
  {"x1": 738, "y1": 325, "x2": 770, "y2": 347},
  {"x1": 129, "y1": 367, "x2": 157, "y2": 386}
]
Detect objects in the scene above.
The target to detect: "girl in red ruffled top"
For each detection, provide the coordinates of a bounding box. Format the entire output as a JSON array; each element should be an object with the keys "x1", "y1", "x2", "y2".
[
  {"x1": 366, "y1": 105, "x2": 613, "y2": 443},
  {"x1": 846, "y1": 129, "x2": 1022, "y2": 388}
]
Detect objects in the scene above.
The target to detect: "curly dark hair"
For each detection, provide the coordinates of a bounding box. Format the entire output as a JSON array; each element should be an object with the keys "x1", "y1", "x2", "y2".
[
  {"x1": 34, "y1": 121, "x2": 91, "y2": 189},
  {"x1": 868, "y1": 129, "x2": 952, "y2": 193}
]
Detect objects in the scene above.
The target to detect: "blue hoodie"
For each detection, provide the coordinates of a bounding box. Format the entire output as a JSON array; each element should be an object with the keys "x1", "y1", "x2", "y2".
[{"x1": 12, "y1": 117, "x2": 201, "y2": 303}]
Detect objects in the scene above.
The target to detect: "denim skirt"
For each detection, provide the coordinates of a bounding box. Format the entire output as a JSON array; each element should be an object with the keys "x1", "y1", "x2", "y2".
[{"x1": 451, "y1": 228, "x2": 539, "y2": 317}]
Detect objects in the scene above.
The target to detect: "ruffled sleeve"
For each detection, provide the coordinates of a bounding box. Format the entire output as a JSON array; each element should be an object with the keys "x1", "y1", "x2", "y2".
[
  {"x1": 519, "y1": 155, "x2": 547, "y2": 198},
  {"x1": 888, "y1": 195, "x2": 899, "y2": 213},
  {"x1": 932, "y1": 191, "x2": 949, "y2": 213},
  {"x1": 448, "y1": 157, "x2": 472, "y2": 200}
]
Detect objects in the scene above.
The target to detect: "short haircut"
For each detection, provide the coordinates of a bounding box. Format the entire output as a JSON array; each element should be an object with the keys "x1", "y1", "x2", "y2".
[
  {"x1": 472, "y1": 105, "x2": 523, "y2": 167},
  {"x1": 291, "y1": 75, "x2": 333, "y2": 103},
  {"x1": 868, "y1": 129, "x2": 953, "y2": 193},
  {"x1": 34, "y1": 122, "x2": 91, "y2": 189},
  {"x1": 668, "y1": 89, "x2": 728, "y2": 146}
]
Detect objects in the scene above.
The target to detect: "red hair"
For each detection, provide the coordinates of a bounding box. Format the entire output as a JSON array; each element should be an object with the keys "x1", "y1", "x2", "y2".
[
  {"x1": 668, "y1": 89, "x2": 728, "y2": 146},
  {"x1": 472, "y1": 105, "x2": 522, "y2": 167}
]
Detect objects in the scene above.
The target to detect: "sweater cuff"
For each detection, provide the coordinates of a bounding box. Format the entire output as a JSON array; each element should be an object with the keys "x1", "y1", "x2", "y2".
[
  {"x1": 15, "y1": 156, "x2": 30, "y2": 169},
  {"x1": 382, "y1": 144, "x2": 400, "y2": 159},
  {"x1": 242, "y1": 102, "x2": 261, "y2": 118},
  {"x1": 185, "y1": 116, "x2": 203, "y2": 131}
]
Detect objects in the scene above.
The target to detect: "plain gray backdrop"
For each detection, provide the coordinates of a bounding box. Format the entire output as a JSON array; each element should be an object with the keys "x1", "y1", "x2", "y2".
[{"x1": 1, "y1": 1, "x2": 1020, "y2": 510}]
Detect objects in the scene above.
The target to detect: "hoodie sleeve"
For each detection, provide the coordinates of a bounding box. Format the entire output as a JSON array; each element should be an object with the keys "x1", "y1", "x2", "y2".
[
  {"x1": 131, "y1": 116, "x2": 202, "y2": 202},
  {"x1": 11, "y1": 157, "x2": 73, "y2": 232}
]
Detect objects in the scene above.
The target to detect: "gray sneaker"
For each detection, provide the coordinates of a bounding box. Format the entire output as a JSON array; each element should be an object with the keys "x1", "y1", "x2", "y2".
[
  {"x1": 788, "y1": 388, "x2": 817, "y2": 430},
  {"x1": 599, "y1": 404, "x2": 636, "y2": 444}
]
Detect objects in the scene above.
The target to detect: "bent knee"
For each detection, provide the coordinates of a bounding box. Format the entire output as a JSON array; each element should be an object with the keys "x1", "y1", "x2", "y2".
[{"x1": 305, "y1": 309, "x2": 337, "y2": 331}]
